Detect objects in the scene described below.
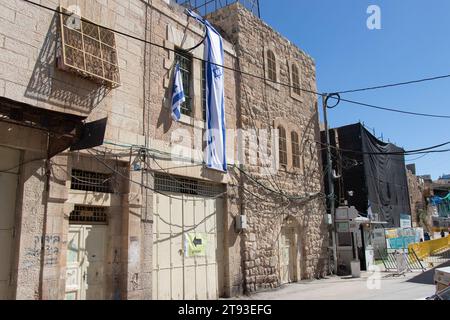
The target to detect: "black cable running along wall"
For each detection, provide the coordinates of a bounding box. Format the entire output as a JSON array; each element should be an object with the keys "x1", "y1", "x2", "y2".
[{"x1": 324, "y1": 123, "x2": 411, "y2": 228}]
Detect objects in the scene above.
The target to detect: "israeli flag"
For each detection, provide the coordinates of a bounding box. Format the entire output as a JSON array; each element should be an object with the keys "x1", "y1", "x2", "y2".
[
  {"x1": 171, "y1": 62, "x2": 185, "y2": 122},
  {"x1": 186, "y1": 9, "x2": 227, "y2": 172}
]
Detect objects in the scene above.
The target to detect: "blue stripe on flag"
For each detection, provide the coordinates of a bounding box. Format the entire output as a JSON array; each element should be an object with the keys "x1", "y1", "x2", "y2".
[
  {"x1": 172, "y1": 91, "x2": 185, "y2": 105},
  {"x1": 171, "y1": 62, "x2": 185, "y2": 122}
]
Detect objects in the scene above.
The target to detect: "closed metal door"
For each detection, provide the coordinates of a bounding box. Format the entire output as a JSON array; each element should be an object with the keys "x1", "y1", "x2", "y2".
[
  {"x1": 65, "y1": 225, "x2": 107, "y2": 300},
  {"x1": 153, "y1": 193, "x2": 223, "y2": 300},
  {"x1": 0, "y1": 146, "x2": 20, "y2": 300}
]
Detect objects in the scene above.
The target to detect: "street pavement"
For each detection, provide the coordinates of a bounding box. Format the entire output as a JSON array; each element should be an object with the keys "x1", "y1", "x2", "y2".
[{"x1": 235, "y1": 270, "x2": 439, "y2": 300}]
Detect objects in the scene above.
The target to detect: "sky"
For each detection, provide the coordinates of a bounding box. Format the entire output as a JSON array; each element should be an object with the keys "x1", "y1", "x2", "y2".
[{"x1": 259, "y1": 0, "x2": 450, "y2": 179}]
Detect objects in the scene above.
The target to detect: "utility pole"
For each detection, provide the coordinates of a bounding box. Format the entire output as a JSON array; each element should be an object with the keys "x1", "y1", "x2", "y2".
[{"x1": 322, "y1": 93, "x2": 338, "y2": 275}]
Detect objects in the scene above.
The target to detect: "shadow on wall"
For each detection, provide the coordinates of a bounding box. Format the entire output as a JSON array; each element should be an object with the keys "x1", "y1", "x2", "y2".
[
  {"x1": 157, "y1": 63, "x2": 175, "y2": 134},
  {"x1": 25, "y1": 13, "x2": 110, "y2": 114}
]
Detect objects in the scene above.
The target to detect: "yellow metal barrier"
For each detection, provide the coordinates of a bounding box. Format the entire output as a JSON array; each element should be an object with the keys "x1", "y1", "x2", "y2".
[{"x1": 409, "y1": 236, "x2": 450, "y2": 260}]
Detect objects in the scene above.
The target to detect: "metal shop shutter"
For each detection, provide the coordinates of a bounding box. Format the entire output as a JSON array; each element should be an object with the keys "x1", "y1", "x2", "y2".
[{"x1": 152, "y1": 175, "x2": 224, "y2": 300}]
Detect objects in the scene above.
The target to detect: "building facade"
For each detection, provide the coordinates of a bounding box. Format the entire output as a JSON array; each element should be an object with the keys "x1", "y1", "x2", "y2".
[
  {"x1": 207, "y1": 3, "x2": 329, "y2": 292},
  {"x1": 437, "y1": 174, "x2": 450, "y2": 185},
  {"x1": 321, "y1": 123, "x2": 412, "y2": 271},
  {"x1": 0, "y1": 0, "x2": 327, "y2": 300},
  {"x1": 406, "y1": 167, "x2": 426, "y2": 229},
  {"x1": 322, "y1": 123, "x2": 411, "y2": 228}
]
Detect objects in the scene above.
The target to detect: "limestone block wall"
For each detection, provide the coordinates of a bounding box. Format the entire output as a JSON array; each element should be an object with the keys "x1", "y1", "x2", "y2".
[
  {"x1": 209, "y1": 3, "x2": 329, "y2": 292},
  {"x1": 406, "y1": 169, "x2": 425, "y2": 228},
  {"x1": 1, "y1": 0, "x2": 328, "y2": 298},
  {"x1": 143, "y1": 0, "x2": 242, "y2": 297},
  {"x1": 0, "y1": 0, "x2": 148, "y2": 147},
  {"x1": 1, "y1": 0, "x2": 243, "y2": 299},
  {"x1": 144, "y1": 0, "x2": 239, "y2": 176}
]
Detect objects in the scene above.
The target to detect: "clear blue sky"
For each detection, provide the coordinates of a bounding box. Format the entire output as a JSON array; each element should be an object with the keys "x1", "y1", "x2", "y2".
[{"x1": 259, "y1": 0, "x2": 450, "y2": 179}]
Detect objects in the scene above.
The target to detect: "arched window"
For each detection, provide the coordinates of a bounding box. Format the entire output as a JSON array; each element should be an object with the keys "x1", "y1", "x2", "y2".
[
  {"x1": 292, "y1": 64, "x2": 301, "y2": 95},
  {"x1": 267, "y1": 50, "x2": 277, "y2": 82},
  {"x1": 291, "y1": 131, "x2": 300, "y2": 168},
  {"x1": 278, "y1": 126, "x2": 287, "y2": 167}
]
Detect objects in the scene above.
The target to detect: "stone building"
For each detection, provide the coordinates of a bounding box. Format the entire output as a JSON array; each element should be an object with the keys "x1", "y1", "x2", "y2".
[
  {"x1": 406, "y1": 166, "x2": 426, "y2": 228},
  {"x1": 0, "y1": 0, "x2": 328, "y2": 300},
  {"x1": 207, "y1": 3, "x2": 329, "y2": 292}
]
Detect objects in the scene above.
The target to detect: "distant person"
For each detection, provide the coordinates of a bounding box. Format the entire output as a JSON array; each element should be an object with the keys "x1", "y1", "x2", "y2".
[
  {"x1": 441, "y1": 230, "x2": 446, "y2": 238},
  {"x1": 424, "y1": 232, "x2": 431, "y2": 241}
]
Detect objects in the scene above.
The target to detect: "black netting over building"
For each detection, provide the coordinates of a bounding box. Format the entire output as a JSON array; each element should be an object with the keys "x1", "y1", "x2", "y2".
[
  {"x1": 175, "y1": 0, "x2": 260, "y2": 17},
  {"x1": 321, "y1": 123, "x2": 411, "y2": 228}
]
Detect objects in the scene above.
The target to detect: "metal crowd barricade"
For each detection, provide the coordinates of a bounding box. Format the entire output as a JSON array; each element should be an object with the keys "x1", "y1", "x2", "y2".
[{"x1": 378, "y1": 248, "x2": 426, "y2": 274}]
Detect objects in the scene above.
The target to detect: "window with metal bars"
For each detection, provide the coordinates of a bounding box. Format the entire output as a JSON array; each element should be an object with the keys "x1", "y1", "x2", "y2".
[
  {"x1": 71, "y1": 169, "x2": 113, "y2": 193},
  {"x1": 58, "y1": 7, "x2": 120, "y2": 87},
  {"x1": 291, "y1": 131, "x2": 300, "y2": 168},
  {"x1": 70, "y1": 205, "x2": 108, "y2": 224},
  {"x1": 292, "y1": 64, "x2": 301, "y2": 95},
  {"x1": 278, "y1": 126, "x2": 287, "y2": 168},
  {"x1": 175, "y1": 49, "x2": 193, "y2": 117},
  {"x1": 267, "y1": 50, "x2": 277, "y2": 82},
  {"x1": 154, "y1": 173, "x2": 223, "y2": 197}
]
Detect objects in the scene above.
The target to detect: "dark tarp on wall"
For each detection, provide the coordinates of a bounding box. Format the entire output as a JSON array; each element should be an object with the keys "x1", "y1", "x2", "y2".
[
  {"x1": 360, "y1": 126, "x2": 411, "y2": 227},
  {"x1": 336, "y1": 124, "x2": 368, "y2": 214},
  {"x1": 322, "y1": 123, "x2": 411, "y2": 228}
]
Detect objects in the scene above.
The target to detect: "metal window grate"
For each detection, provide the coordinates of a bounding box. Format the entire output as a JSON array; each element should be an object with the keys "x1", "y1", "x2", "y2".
[
  {"x1": 70, "y1": 205, "x2": 108, "y2": 224},
  {"x1": 154, "y1": 173, "x2": 223, "y2": 197},
  {"x1": 58, "y1": 7, "x2": 120, "y2": 87},
  {"x1": 71, "y1": 169, "x2": 113, "y2": 193}
]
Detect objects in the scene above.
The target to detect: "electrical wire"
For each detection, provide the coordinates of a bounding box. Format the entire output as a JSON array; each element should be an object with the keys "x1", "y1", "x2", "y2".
[
  {"x1": 88, "y1": 143, "x2": 325, "y2": 204},
  {"x1": 103, "y1": 136, "x2": 443, "y2": 204},
  {"x1": 22, "y1": 0, "x2": 450, "y2": 120},
  {"x1": 314, "y1": 139, "x2": 450, "y2": 156},
  {"x1": 149, "y1": 148, "x2": 324, "y2": 203},
  {"x1": 19, "y1": 1, "x2": 444, "y2": 201},
  {"x1": 21, "y1": 0, "x2": 319, "y2": 97},
  {"x1": 232, "y1": 164, "x2": 323, "y2": 202},
  {"x1": 0, "y1": 157, "x2": 46, "y2": 173},
  {"x1": 148, "y1": 154, "x2": 218, "y2": 196},
  {"x1": 336, "y1": 73, "x2": 450, "y2": 94},
  {"x1": 87, "y1": 149, "x2": 228, "y2": 201},
  {"x1": 398, "y1": 149, "x2": 450, "y2": 155},
  {"x1": 327, "y1": 95, "x2": 450, "y2": 119},
  {"x1": 406, "y1": 153, "x2": 429, "y2": 162},
  {"x1": 104, "y1": 138, "x2": 324, "y2": 198},
  {"x1": 51, "y1": 161, "x2": 113, "y2": 186}
]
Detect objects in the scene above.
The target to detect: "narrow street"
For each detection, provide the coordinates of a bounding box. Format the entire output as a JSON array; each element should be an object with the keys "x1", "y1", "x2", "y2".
[{"x1": 237, "y1": 270, "x2": 439, "y2": 300}]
